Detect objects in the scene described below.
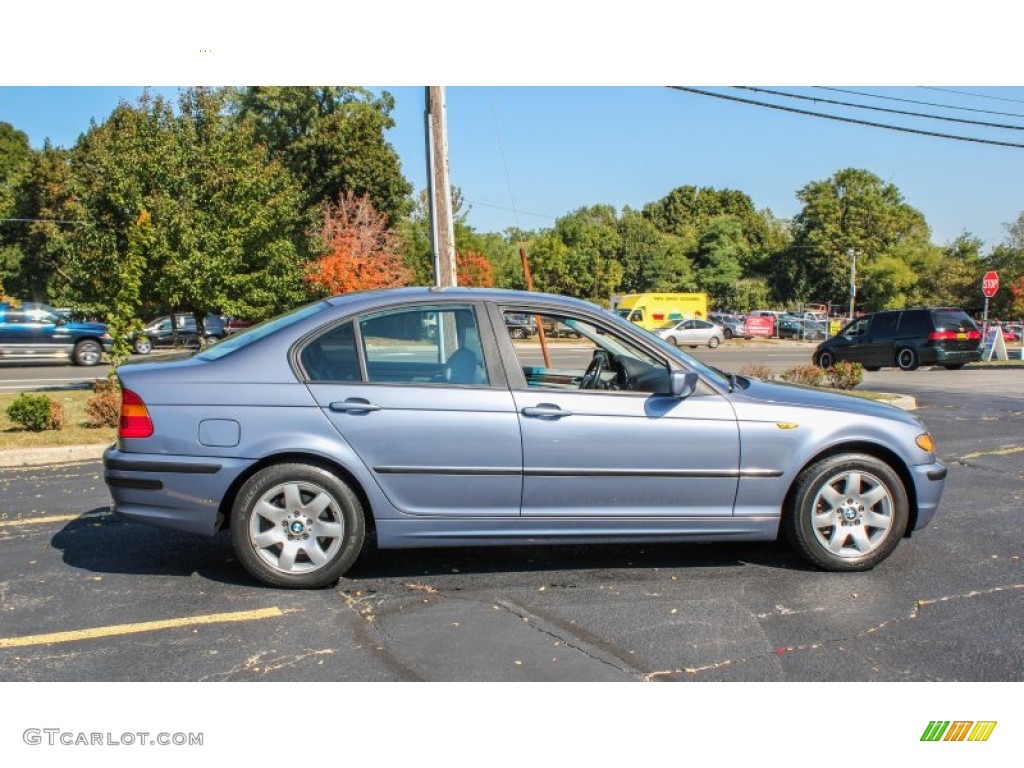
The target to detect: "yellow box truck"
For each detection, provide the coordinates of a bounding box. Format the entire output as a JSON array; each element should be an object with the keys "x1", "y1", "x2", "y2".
[{"x1": 613, "y1": 293, "x2": 709, "y2": 331}]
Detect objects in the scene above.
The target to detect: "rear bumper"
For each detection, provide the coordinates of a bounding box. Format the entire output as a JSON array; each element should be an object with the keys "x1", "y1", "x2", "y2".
[
  {"x1": 103, "y1": 445, "x2": 253, "y2": 536},
  {"x1": 909, "y1": 460, "x2": 947, "y2": 531},
  {"x1": 921, "y1": 346, "x2": 981, "y2": 365}
]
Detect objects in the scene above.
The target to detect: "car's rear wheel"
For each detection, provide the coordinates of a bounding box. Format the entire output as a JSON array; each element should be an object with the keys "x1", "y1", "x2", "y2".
[
  {"x1": 817, "y1": 351, "x2": 834, "y2": 369},
  {"x1": 73, "y1": 339, "x2": 102, "y2": 366},
  {"x1": 231, "y1": 463, "x2": 365, "y2": 588},
  {"x1": 708, "y1": 336, "x2": 720, "y2": 349},
  {"x1": 723, "y1": 328, "x2": 734, "y2": 340},
  {"x1": 896, "y1": 347, "x2": 919, "y2": 371},
  {"x1": 783, "y1": 453, "x2": 909, "y2": 571},
  {"x1": 510, "y1": 327, "x2": 525, "y2": 339}
]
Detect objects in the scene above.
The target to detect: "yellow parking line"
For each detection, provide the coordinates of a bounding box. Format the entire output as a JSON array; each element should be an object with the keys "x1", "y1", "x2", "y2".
[
  {"x1": 1, "y1": 511, "x2": 110, "y2": 527},
  {"x1": 961, "y1": 446, "x2": 1024, "y2": 459},
  {"x1": 0, "y1": 607, "x2": 284, "y2": 649}
]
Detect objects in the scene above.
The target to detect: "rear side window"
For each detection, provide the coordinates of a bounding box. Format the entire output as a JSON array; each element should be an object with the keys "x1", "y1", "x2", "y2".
[
  {"x1": 898, "y1": 310, "x2": 932, "y2": 336},
  {"x1": 301, "y1": 322, "x2": 360, "y2": 382}
]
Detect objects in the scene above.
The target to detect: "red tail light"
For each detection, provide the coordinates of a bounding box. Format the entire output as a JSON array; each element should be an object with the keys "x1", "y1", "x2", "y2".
[
  {"x1": 120, "y1": 388, "x2": 154, "y2": 439},
  {"x1": 967, "y1": 330, "x2": 981, "y2": 340},
  {"x1": 928, "y1": 331, "x2": 956, "y2": 341}
]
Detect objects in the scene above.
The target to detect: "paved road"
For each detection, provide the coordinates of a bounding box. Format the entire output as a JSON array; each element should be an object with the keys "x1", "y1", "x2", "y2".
[
  {"x1": 0, "y1": 363, "x2": 1020, "y2": 681},
  {"x1": 0, "y1": 362, "x2": 111, "y2": 391}
]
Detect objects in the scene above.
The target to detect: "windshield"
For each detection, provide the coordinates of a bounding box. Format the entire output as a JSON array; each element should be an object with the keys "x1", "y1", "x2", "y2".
[
  {"x1": 196, "y1": 301, "x2": 331, "y2": 361},
  {"x1": 594, "y1": 311, "x2": 732, "y2": 389}
]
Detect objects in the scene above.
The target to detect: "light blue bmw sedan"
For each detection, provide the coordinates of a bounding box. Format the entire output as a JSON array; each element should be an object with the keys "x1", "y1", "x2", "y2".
[{"x1": 103, "y1": 288, "x2": 946, "y2": 588}]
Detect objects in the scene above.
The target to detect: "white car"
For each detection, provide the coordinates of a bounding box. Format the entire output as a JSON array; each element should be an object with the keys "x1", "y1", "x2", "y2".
[{"x1": 656, "y1": 319, "x2": 725, "y2": 348}]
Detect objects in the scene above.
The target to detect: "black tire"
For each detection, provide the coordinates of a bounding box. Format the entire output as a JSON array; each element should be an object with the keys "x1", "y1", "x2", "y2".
[
  {"x1": 230, "y1": 463, "x2": 366, "y2": 588},
  {"x1": 510, "y1": 327, "x2": 525, "y2": 340},
  {"x1": 708, "y1": 336, "x2": 720, "y2": 349},
  {"x1": 896, "y1": 347, "x2": 919, "y2": 371},
  {"x1": 817, "y1": 351, "x2": 834, "y2": 369},
  {"x1": 782, "y1": 453, "x2": 909, "y2": 572},
  {"x1": 723, "y1": 328, "x2": 734, "y2": 340},
  {"x1": 667, "y1": 336, "x2": 679, "y2": 346},
  {"x1": 133, "y1": 337, "x2": 152, "y2": 355},
  {"x1": 73, "y1": 339, "x2": 102, "y2": 366},
  {"x1": 942, "y1": 363, "x2": 965, "y2": 370},
  {"x1": 203, "y1": 335, "x2": 218, "y2": 347}
]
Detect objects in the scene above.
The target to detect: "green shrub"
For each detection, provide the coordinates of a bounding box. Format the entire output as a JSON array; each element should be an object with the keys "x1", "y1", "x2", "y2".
[
  {"x1": 86, "y1": 379, "x2": 121, "y2": 428},
  {"x1": 6, "y1": 393, "x2": 65, "y2": 431},
  {"x1": 825, "y1": 361, "x2": 864, "y2": 390},
  {"x1": 780, "y1": 365, "x2": 826, "y2": 387},
  {"x1": 738, "y1": 363, "x2": 775, "y2": 381}
]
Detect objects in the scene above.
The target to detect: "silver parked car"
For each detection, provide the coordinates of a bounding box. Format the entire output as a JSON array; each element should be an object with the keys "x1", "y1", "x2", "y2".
[
  {"x1": 655, "y1": 318, "x2": 726, "y2": 348},
  {"x1": 104, "y1": 288, "x2": 946, "y2": 588}
]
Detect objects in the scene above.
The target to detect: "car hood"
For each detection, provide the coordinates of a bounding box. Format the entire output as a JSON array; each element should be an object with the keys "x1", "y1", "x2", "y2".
[{"x1": 731, "y1": 377, "x2": 919, "y2": 426}]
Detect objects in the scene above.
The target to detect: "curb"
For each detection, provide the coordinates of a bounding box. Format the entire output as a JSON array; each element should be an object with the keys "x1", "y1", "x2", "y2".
[
  {"x1": 0, "y1": 443, "x2": 110, "y2": 469},
  {"x1": 881, "y1": 393, "x2": 917, "y2": 411}
]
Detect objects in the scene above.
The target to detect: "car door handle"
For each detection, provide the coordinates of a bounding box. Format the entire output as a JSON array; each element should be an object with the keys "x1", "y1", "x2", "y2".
[
  {"x1": 329, "y1": 399, "x2": 382, "y2": 413},
  {"x1": 521, "y1": 405, "x2": 573, "y2": 419}
]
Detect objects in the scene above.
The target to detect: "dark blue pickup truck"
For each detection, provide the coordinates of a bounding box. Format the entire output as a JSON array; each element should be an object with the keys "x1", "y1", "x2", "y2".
[{"x1": 0, "y1": 302, "x2": 111, "y2": 365}]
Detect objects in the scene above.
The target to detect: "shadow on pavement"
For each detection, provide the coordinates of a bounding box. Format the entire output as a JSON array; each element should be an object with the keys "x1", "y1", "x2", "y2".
[{"x1": 50, "y1": 508, "x2": 811, "y2": 588}]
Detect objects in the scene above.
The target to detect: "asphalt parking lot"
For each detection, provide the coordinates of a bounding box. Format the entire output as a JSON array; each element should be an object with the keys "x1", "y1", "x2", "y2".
[{"x1": 0, "y1": 362, "x2": 1021, "y2": 681}]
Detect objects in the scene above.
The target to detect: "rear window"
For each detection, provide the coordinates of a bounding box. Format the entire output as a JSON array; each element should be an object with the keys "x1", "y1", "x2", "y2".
[
  {"x1": 930, "y1": 310, "x2": 978, "y2": 333},
  {"x1": 196, "y1": 301, "x2": 331, "y2": 361}
]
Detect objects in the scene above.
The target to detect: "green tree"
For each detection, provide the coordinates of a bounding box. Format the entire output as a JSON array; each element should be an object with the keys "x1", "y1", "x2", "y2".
[
  {"x1": 616, "y1": 209, "x2": 695, "y2": 293},
  {"x1": 987, "y1": 211, "x2": 1024, "y2": 317},
  {"x1": 781, "y1": 168, "x2": 934, "y2": 308},
  {"x1": 693, "y1": 216, "x2": 746, "y2": 305},
  {"x1": 918, "y1": 233, "x2": 986, "y2": 310},
  {"x1": 0, "y1": 121, "x2": 32, "y2": 219},
  {"x1": 233, "y1": 87, "x2": 412, "y2": 224},
  {"x1": 0, "y1": 142, "x2": 85, "y2": 303}
]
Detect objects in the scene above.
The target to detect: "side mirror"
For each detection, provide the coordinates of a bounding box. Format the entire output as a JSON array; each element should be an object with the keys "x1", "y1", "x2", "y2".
[{"x1": 669, "y1": 370, "x2": 699, "y2": 398}]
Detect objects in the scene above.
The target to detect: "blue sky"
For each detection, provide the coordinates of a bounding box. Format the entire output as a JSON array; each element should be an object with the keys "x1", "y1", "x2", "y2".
[{"x1": 2, "y1": 85, "x2": 1022, "y2": 249}]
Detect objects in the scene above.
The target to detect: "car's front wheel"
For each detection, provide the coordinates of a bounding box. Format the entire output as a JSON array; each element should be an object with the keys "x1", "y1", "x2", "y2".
[
  {"x1": 783, "y1": 453, "x2": 909, "y2": 571},
  {"x1": 231, "y1": 463, "x2": 366, "y2": 588},
  {"x1": 133, "y1": 337, "x2": 152, "y2": 355},
  {"x1": 73, "y1": 339, "x2": 103, "y2": 366},
  {"x1": 817, "y1": 351, "x2": 834, "y2": 369}
]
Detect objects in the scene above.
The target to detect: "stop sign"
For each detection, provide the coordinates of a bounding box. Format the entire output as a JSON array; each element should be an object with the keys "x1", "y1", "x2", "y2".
[{"x1": 982, "y1": 271, "x2": 999, "y2": 298}]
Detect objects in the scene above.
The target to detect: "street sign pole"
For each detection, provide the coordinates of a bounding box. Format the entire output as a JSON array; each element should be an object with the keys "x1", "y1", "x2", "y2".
[{"x1": 981, "y1": 270, "x2": 999, "y2": 338}]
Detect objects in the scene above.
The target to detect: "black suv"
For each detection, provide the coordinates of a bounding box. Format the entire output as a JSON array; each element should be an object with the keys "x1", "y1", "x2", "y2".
[
  {"x1": 133, "y1": 313, "x2": 227, "y2": 354},
  {"x1": 814, "y1": 308, "x2": 981, "y2": 371},
  {"x1": 0, "y1": 302, "x2": 111, "y2": 366}
]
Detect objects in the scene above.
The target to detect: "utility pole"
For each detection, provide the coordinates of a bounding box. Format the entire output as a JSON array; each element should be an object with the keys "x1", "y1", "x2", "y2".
[
  {"x1": 847, "y1": 248, "x2": 860, "y2": 321},
  {"x1": 425, "y1": 87, "x2": 457, "y2": 287}
]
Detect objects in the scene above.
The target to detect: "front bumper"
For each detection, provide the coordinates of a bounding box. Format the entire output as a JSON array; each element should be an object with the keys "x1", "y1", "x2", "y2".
[
  {"x1": 103, "y1": 445, "x2": 253, "y2": 536},
  {"x1": 909, "y1": 459, "x2": 947, "y2": 531}
]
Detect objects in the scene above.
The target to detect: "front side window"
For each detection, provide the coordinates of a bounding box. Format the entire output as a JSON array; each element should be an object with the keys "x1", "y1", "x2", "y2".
[
  {"x1": 502, "y1": 310, "x2": 669, "y2": 394},
  {"x1": 359, "y1": 305, "x2": 489, "y2": 386}
]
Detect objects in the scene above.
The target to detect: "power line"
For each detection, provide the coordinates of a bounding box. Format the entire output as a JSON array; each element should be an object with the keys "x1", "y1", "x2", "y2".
[
  {"x1": 464, "y1": 199, "x2": 556, "y2": 221},
  {"x1": 737, "y1": 86, "x2": 1024, "y2": 131},
  {"x1": 665, "y1": 87, "x2": 1024, "y2": 149},
  {"x1": 815, "y1": 87, "x2": 1024, "y2": 120},
  {"x1": 485, "y1": 88, "x2": 523, "y2": 233},
  {"x1": 920, "y1": 87, "x2": 1024, "y2": 106}
]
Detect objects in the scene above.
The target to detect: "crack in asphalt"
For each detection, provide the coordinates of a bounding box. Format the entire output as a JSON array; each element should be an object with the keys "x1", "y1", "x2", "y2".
[
  {"x1": 491, "y1": 597, "x2": 638, "y2": 678},
  {"x1": 643, "y1": 583, "x2": 1024, "y2": 681}
]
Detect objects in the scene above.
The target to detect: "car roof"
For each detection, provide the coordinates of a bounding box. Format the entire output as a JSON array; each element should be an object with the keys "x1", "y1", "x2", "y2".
[{"x1": 323, "y1": 287, "x2": 606, "y2": 314}]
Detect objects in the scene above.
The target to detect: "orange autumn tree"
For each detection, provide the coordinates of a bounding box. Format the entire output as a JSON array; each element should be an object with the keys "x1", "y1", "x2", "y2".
[
  {"x1": 305, "y1": 191, "x2": 411, "y2": 294},
  {"x1": 457, "y1": 250, "x2": 494, "y2": 287}
]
